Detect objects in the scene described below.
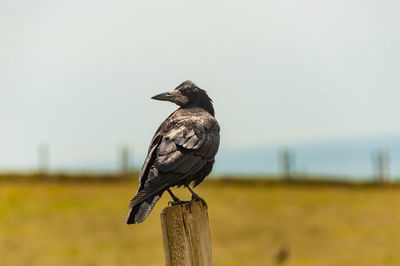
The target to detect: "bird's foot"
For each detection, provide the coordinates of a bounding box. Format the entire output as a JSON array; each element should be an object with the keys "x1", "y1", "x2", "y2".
[
  {"x1": 168, "y1": 200, "x2": 191, "y2": 206},
  {"x1": 190, "y1": 195, "x2": 208, "y2": 208}
]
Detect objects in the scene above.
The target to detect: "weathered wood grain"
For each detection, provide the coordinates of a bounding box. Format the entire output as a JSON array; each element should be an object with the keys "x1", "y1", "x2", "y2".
[{"x1": 160, "y1": 201, "x2": 213, "y2": 266}]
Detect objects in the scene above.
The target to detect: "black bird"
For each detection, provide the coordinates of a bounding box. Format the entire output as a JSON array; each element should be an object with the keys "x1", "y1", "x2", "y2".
[{"x1": 126, "y1": 81, "x2": 220, "y2": 224}]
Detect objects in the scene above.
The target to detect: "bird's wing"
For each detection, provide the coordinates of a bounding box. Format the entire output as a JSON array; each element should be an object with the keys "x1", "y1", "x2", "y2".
[
  {"x1": 130, "y1": 114, "x2": 219, "y2": 207},
  {"x1": 154, "y1": 118, "x2": 219, "y2": 174},
  {"x1": 137, "y1": 134, "x2": 162, "y2": 184}
]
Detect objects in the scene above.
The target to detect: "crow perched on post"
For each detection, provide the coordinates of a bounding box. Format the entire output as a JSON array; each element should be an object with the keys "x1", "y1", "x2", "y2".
[{"x1": 126, "y1": 81, "x2": 220, "y2": 224}]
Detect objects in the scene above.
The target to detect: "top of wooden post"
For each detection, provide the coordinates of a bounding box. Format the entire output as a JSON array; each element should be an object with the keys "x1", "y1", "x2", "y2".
[{"x1": 160, "y1": 201, "x2": 213, "y2": 266}]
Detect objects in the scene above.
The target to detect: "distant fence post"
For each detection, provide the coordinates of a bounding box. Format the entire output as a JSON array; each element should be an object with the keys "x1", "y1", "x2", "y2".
[
  {"x1": 120, "y1": 146, "x2": 129, "y2": 175},
  {"x1": 119, "y1": 145, "x2": 133, "y2": 176},
  {"x1": 160, "y1": 201, "x2": 213, "y2": 266},
  {"x1": 374, "y1": 151, "x2": 390, "y2": 183},
  {"x1": 279, "y1": 149, "x2": 294, "y2": 180},
  {"x1": 38, "y1": 143, "x2": 49, "y2": 174}
]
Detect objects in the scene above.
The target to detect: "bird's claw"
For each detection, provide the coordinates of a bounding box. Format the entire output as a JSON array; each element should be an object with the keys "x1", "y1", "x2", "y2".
[
  {"x1": 191, "y1": 195, "x2": 208, "y2": 207},
  {"x1": 168, "y1": 200, "x2": 191, "y2": 206}
]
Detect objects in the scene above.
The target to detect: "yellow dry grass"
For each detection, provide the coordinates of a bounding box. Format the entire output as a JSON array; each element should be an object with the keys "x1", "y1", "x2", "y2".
[{"x1": 0, "y1": 179, "x2": 400, "y2": 266}]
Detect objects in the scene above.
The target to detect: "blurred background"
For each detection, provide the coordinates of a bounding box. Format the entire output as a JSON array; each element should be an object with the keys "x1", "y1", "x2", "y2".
[{"x1": 1, "y1": 0, "x2": 400, "y2": 265}]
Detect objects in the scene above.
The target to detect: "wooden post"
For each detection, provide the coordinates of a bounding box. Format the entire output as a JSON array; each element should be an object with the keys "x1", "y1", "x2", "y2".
[
  {"x1": 279, "y1": 149, "x2": 294, "y2": 180},
  {"x1": 120, "y1": 145, "x2": 130, "y2": 175},
  {"x1": 38, "y1": 143, "x2": 49, "y2": 174},
  {"x1": 160, "y1": 201, "x2": 213, "y2": 266},
  {"x1": 375, "y1": 151, "x2": 390, "y2": 183}
]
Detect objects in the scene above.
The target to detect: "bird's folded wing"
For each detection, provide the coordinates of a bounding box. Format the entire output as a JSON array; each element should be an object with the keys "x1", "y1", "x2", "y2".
[
  {"x1": 138, "y1": 135, "x2": 162, "y2": 183},
  {"x1": 154, "y1": 122, "x2": 219, "y2": 175}
]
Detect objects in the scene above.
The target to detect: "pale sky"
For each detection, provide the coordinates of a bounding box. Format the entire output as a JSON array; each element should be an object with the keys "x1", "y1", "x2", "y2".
[{"x1": 1, "y1": 0, "x2": 399, "y2": 171}]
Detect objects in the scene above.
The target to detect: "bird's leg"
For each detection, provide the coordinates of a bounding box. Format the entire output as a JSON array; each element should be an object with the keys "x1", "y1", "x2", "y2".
[
  {"x1": 186, "y1": 185, "x2": 207, "y2": 207},
  {"x1": 167, "y1": 188, "x2": 180, "y2": 202},
  {"x1": 167, "y1": 188, "x2": 190, "y2": 206}
]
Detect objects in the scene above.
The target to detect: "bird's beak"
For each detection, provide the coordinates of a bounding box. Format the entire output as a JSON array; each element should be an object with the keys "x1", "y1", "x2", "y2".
[{"x1": 151, "y1": 91, "x2": 181, "y2": 102}]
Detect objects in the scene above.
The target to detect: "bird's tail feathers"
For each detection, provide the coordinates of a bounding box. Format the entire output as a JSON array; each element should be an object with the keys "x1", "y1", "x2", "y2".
[
  {"x1": 126, "y1": 181, "x2": 172, "y2": 224},
  {"x1": 126, "y1": 191, "x2": 163, "y2": 224}
]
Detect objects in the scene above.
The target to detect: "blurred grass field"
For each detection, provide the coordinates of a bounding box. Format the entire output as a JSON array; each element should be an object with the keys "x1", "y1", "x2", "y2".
[{"x1": 1, "y1": 177, "x2": 400, "y2": 266}]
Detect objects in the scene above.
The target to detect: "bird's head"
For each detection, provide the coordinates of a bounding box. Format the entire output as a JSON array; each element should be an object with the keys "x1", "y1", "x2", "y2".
[{"x1": 151, "y1": 80, "x2": 214, "y2": 115}]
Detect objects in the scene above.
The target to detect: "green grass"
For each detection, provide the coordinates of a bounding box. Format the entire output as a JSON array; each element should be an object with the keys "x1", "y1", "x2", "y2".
[{"x1": 1, "y1": 179, "x2": 400, "y2": 266}]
